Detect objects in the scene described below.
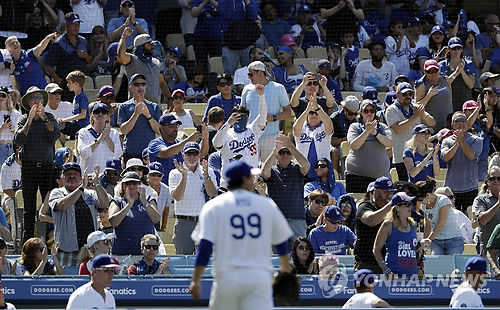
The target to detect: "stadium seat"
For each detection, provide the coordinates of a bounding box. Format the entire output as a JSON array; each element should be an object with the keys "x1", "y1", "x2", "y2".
[
  {"x1": 84, "y1": 89, "x2": 99, "y2": 101},
  {"x1": 63, "y1": 265, "x2": 80, "y2": 275},
  {"x1": 463, "y1": 244, "x2": 477, "y2": 255},
  {"x1": 267, "y1": 46, "x2": 276, "y2": 59},
  {"x1": 164, "y1": 244, "x2": 176, "y2": 255},
  {"x1": 377, "y1": 92, "x2": 387, "y2": 103},
  {"x1": 340, "y1": 141, "x2": 350, "y2": 178},
  {"x1": 306, "y1": 47, "x2": 327, "y2": 59},
  {"x1": 341, "y1": 91, "x2": 359, "y2": 99},
  {"x1": 390, "y1": 168, "x2": 398, "y2": 183},
  {"x1": 348, "y1": 192, "x2": 365, "y2": 203},
  {"x1": 209, "y1": 57, "x2": 224, "y2": 74},
  {"x1": 166, "y1": 33, "x2": 186, "y2": 54},
  {"x1": 95, "y1": 75, "x2": 112, "y2": 89},
  {"x1": 84, "y1": 76, "x2": 95, "y2": 89},
  {"x1": 424, "y1": 255, "x2": 455, "y2": 276},
  {"x1": 180, "y1": 128, "x2": 197, "y2": 137},
  {"x1": 187, "y1": 255, "x2": 213, "y2": 266},
  {"x1": 187, "y1": 103, "x2": 207, "y2": 118},
  {"x1": 337, "y1": 179, "x2": 345, "y2": 187},
  {"x1": 359, "y1": 48, "x2": 370, "y2": 60},
  {"x1": 294, "y1": 58, "x2": 320, "y2": 72},
  {"x1": 435, "y1": 168, "x2": 447, "y2": 186},
  {"x1": 271, "y1": 255, "x2": 280, "y2": 266},
  {"x1": 186, "y1": 45, "x2": 196, "y2": 61}
]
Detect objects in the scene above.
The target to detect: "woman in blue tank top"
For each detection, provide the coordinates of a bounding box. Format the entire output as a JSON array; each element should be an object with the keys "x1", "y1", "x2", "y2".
[{"x1": 373, "y1": 192, "x2": 419, "y2": 279}]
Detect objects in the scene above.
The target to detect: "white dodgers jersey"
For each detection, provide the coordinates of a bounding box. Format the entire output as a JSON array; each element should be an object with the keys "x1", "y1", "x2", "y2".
[{"x1": 192, "y1": 189, "x2": 293, "y2": 275}]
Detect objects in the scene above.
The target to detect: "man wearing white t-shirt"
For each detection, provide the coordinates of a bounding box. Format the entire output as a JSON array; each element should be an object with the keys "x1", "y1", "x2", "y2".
[
  {"x1": 45, "y1": 83, "x2": 73, "y2": 144},
  {"x1": 233, "y1": 47, "x2": 266, "y2": 95},
  {"x1": 449, "y1": 257, "x2": 487, "y2": 308},
  {"x1": 213, "y1": 84, "x2": 267, "y2": 180},
  {"x1": 66, "y1": 254, "x2": 119, "y2": 309},
  {"x1": 70, "y1": 0, "x2": 105, "y2": 39},
  {"x1": 352, "y1": 42, "x2": 398, "y2": 92}
]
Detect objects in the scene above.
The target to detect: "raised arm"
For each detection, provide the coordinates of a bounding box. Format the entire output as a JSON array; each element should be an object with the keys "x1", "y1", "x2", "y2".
[
  {"x1": 33, "y1": 33, "x2": 58, "y2": 58},
  {"x1": 116, "y1": 27, "x2": 133, "y2": 65}
]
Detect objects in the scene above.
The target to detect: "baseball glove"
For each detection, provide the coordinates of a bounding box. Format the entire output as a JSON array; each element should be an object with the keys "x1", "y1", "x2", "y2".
[{"x1": 273, "y1": 271, "x2": 300, "y2": 306}]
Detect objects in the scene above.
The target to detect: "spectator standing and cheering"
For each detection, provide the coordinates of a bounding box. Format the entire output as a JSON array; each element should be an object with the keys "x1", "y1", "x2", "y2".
[
  {"x1": 107, "y1": 0, "x2": 149, "y2": 48},
  {"x1": 118, "y1": 74, "x2": 161, "y2": 164},
  {"x1": 70, "y1": 0, "x2": 106, "y2": 40},
  {"x1": 352, "y1": 42, "x2": 398, "y2": 92},
  {"x1": 44, "y1": 83, "x2": 73, "y2": 137},
  {"x1": 49, "y1": 163, "x2": 109, "y2": 267},
  {"x1": 233, "y1": 47, "x2": 266, "y2": 95},
  {"x1": 45, "y1": 13, "x2": 93, "y2": 101},
  {"x1": 203, "y1": 73, "x2": 241, "y2": 123},
  {"x1": 320, "y1": 0, "x2": 364, "y2": 45},
  {"x1": 262, "y1": 133, "x2": 310, "y2": 245},
  {"x1": 14, "y1": 87, "x2": 60, "y2": 243},
  {"x1": 117, "y1": 29, "x2": 171, "y2": 103}
]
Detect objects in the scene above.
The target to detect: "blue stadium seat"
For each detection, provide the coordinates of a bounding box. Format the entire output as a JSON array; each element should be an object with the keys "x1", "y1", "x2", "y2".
[
  {"x1": 271, "y1": 255, "x2": 280, "y2": 266},
  {"x1": 187, "y1": 255, "x2": 213, "y2": 266},
  {"x1": 338, "y1": 255, "x2": 354, "y2": 267},
  {"x1": 169, "y1": 265, "x2": 212, "y2": 277},
  {"x1": 63, "y1": 265, "x2": 80, "y2": 275},
  {"x1": 157, "y1": 255, "x2": 187, "y2": 266},
  {"x1": 424, "y1": 255, "x2": 455, "y2": 276}
]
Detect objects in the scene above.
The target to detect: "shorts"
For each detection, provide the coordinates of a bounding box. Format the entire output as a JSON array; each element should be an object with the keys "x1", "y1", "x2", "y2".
[{"x1": 210, "y1": 268, "x2": 273, "y2": 310}]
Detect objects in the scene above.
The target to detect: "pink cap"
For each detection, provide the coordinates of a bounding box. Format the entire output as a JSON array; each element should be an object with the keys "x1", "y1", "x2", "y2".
[
  {"x1": 424, "y1": 60, "x2": 439, "y2": 72},
  {"x1": 438, "y1": 128, "x2": 454, "y2": 139},
  {"x1": 280, "y1": 34, "x2": 296, "y2": 47},
  {"x1": 172, "y1": 89, "x2": 185, "y2": 97},
  {"x1": 462, "y1": 100, "x2": 478, "y2": 111}
]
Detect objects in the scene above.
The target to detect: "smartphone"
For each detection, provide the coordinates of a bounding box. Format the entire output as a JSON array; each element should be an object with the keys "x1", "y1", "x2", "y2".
[
  {"x1": 315, "y1": 73, "x2": 321, "y2": 80},
  {"x1": 3, "y1": 115, "x2": 10, "y2": 123},
  {"x1": 196, "y1": 125, "x2": 202, "y2": 133}
]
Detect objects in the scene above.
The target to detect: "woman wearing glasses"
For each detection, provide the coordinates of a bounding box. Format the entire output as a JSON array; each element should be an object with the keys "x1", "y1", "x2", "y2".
[
  {"x1": 128, "y1": 234, "x2": 170, "y2": 275},
  {"x1": 168, "y1": 89, "x2": 201, "y2": 130},
  {"x1": 373, "y1": 192, "x2": 418, "y2": 279},
  {"x1": 290, "y1": 72, "x2": 336, "y2": 118},
  {"x1": 345, "y1": 99, "x2": 392, "y2": 193},
  {"x1": 0, "y1": 87, "x2": 20, "y2": 165},
  {"x1": 403, "y1": 124, "x2": 440, "y2": 183},
  {"x1": 290, "y1": 237, "x2": 317, "y2": 275},
  {"x1": 78, "y1": 231, "x2": 114, "y2": 276},
  {"x1": 304, "y1": 158, "x2": 346, "y2": 205},
  {"x1": 19, "y1": 237, "x2": 64, "y2": 275},
  {"x1": 77, "y1": 103, "x2": 123, "y2": 172},
  {"x1": 415, "y1": 59, "x2": 454, "y2": 131}
]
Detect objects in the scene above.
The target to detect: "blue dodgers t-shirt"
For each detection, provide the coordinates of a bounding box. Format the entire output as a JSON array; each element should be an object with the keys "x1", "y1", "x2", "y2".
[
  {"x1": 345, "y1": 46, "x2": 360, "y2": 81},
  {"x1": 308, "y1": 225, "x2": 356, "y2": 254},
  {"x1": 402, "y1": 148, "x2": 437, "y2": 183},
  {"x1": 272, "y1": 64, "x2": 308, "y2": 94},
  {"x1": 118, "y1": 99, "x2": 161, "y2": 155},
  {"x1": 11, "y1": 49, "x2": 48, "y2": 95},
  {"x1": 326, "y1": 78, "x2": 343, "y2": 102},
  {"x1": 148, "y1": 138, "x2": 183, "y2": 185},
  {"x1": 172, "y1": 81, "x2": 206, "y2": 103},
  {"x1": 72, "y1": 92, "x2": 90, "y2": 128},
  {"x1": 203, "y1": 93, "x2": 241, "y2": 122},
  {"x1": 192, "y1": 0, "x2": 222, "y2": 37}
]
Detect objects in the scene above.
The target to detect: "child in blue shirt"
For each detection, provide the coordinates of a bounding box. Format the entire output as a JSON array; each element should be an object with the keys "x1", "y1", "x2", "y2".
[
  {"x1": 340, "y1": 30, "x2": 360, "y2": 88},
  {"x1": 60, "y1": 70, "x2": 89, "y2": 140}
]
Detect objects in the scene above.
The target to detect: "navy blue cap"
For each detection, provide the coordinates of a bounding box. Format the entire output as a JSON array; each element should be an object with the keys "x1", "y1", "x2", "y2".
[
  {"x1": 408, "y1": 17, "x2": 421, "y2": 26},
  {"x1": 149, "y1": 162, "x2": 164, "y2": 175},
  {"x1": 367, "y1": 182, "x2": 375, "y2": 192},
  {"x1": 448, "y1": 37, "x2": 463, "y2": 48},
  {"x1": 224, "y1": 160, "x2": 261, "y2": 183},
  {"x1": 168, "y1": 46, "x2": 182, "y2": 58},
  {"x1": 142, "y1": 148, "x2": 148, "y2": 159},
  {"x1": 431, "y1": 25, "x2": 445, "y2": 35},
  {"x1": 129, "y1": 73, "x2": 146, "y2": 86},
  {"x1": 105, "y1": 158, "x2": 121, "y2": 171},
  {"x1": 183, "y1": 142, "x2": 200, "y2": 153},
  {"x1": 391, "y1": 192, "x2": 417, "y2": 206},
  {"x1": 65, "y1": 13, "x2": 82, "y2": 23},
  {"x1": 107, "y1": 42, "x2": 118, "y2": 64},
  {"x1": 298, "y1": 4, "x2": 312, "y2": 13},
  {"x1": 92, "y1": 102, "x2": 109, "y2": 113},
  {"x1": 396, "y1": 82, "x2": 413, "y2": 94},
  {"x1": 354, "y1": 269, "x2": 377, "y2": 286},
  {"x1": 412, "y1": 124, "x2": 433, "y2": 135},
  {"x1": 97, "y1": 85, "x2": 115, "y2": 98},
  {"x1": 416, "y1": 47, "x2": 431, "y2": 60},
  {"x1": 277, "y1": 46, "x2": 292, "y2": 53},
  {"x1": 91, "y1": 254, "x2": 120, "y2": 270},
  {"x1": 54, "y1": 147, "x2": 70, "y2": 168},
  {"x1": 374, "y1": 176, "x2": 394, "y2": 191},
  {"x1": 324, "y1": 205, "x2": 345, "y2": 222},
  {"x1": 317, "y1": 59, "x2": 331, "y2": 68},
  {"x1": 159, "y1": 114, "x2": 182, "y2": 126},
  {"x1": 362, "y1": 86, "x2": 380, "y2": 103},
  {"x1": 62, "y1": 162, "x2": 81, "y2": 174},
  {"x1": 465, "y1": 257, "x2": 488, "y2": 273}
]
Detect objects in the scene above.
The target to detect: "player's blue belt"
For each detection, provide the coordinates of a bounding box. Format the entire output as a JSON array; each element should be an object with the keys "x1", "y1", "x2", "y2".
[{"x1": 176, "y1": 215, "x2": 199, "y2": 221}]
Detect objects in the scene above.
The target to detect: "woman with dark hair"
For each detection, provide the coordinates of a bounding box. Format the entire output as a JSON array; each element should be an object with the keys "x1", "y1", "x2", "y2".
[
  {"x1": 408, "y1": 48, "x2": 431, "y2": 86},
  {"x1": 345, "y1": 99, "x2": 392, "y2": 193},
  {"x1": 338, "y1": 194, "x2": 357, "y2": 233},
  {"x1": 169, "y1": 89, "x2": 202, "y2": 130},
  {"x1": 290, "y1": 237, "x2": 317, "y2": 274},
  {"x1": 403, "y1": 124, "x2": 440, "y2": 183},
  {"x1": 416, "y1": 177, "x2": 464, "y2": 255},
  {"x1": 86, "y1": 26, "x2": 111, "y2": 78},
  {"x1": 304, "y1": 158, "x2": 346, "y2": 204},
  {"x1": 462, "y1": 31, "x2": 482, "y2": 88},
  {"x1": 428, "y1": 26, "x2": 448, "y2": 62},
  {"x1": 438, "y1": 37, "x2": 475, "y2": 112},
  {"x1": 19, "y1": 237, "x2": 64, "y2": 275}
]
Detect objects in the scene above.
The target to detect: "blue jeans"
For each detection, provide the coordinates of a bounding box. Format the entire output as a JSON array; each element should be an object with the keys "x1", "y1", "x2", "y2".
[
  {"x1": 222, "y1": 46, "x2": 253, "y2": 76},
  {"x1": 0, "y1": 143, "x2": 13, "y2": 166},
  {"x1": 478, "y1": 158, "x2": 488, "y2": 182},
  {"x1": 431, "y1": 236, "x2": 464, "y2": 255},
  {"x1": 287, "y1": 219, "x2": 307, "y2": 250}
]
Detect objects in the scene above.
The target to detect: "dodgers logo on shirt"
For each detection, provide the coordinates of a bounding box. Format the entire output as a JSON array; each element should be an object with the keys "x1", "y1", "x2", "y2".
[
  {"x1": 12, "y1": 180, "x2": 21, "y2": 191},
  {"x1": 229, "y1": 133, "x2": 255, "y2": 153}
]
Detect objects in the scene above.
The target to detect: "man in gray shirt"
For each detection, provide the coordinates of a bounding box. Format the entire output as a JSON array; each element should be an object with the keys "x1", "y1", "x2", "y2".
[
  {"x1": 14, "y1": 86, "x2": 60, "y2": 243},
  {"x1": 441, "y1": 111, "x2": 483, "y2": 214},
  {"x1": 49, "y1": 162, "x2": 109, "y2": 266}
]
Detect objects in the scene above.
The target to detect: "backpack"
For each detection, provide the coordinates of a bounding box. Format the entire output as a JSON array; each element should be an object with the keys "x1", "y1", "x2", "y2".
[{"x1": 224, "y1": 19, "x2": 260, "y2": 50}]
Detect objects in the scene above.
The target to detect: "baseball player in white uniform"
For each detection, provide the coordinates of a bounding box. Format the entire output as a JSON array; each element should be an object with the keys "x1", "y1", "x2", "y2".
[
  {"x1": 66, "y1": 254, "x2": 120, "y2": 309},
  {"x1": 212, "y1": 84, "x2": 267, "y2": 180},
  {"x1": 342, "y1": 269, "x2": 390, "y2": 308},
  {"x1": 449, "y1": 257, "x2": 488, "y2": 308},
  {"x1": 189, "y1": 160, "x2": 293, "y2": 310}
]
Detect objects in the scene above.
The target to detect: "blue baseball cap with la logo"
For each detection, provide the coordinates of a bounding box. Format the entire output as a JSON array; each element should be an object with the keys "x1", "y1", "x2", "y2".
[
  {"x1": 374, "y1": 176, "x2": 395, "y2": 191},
  {"x1": 325, "y1": 206, "x2": 344, "y2": 222},
  {"x1": 106, "y1": 159, "x2": 121, "y2": 171}
]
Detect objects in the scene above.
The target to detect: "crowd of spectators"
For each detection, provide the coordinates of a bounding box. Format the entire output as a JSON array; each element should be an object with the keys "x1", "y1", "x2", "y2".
[{"x1": 0, "y1": 0, "x2": 499, "y2": 283}]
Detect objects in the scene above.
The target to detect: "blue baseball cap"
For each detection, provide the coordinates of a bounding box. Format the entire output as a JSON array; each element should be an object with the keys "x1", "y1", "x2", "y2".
[
  {"x1": 431, "y1": 25, "x2": 445, "y2": 35},
  {"x1": 324, "y1": 205, "x2": 345, "y2": 222},
  {"x1": 396, "y1": 82, "x2": 413, "y2": 94},
  {"x1": 168, "y1": 46, "x2": 182, "y2": 58},
  {"x1": 408, "y1": 17, "x2": 421, "y2": 26},
  {"x1": 159, "y1": 114, "x2": 182, "y2": 126},
  {"x1": 374, "y1": 176, "x2": 394, "y2": 191},
  {"x1": 129, "y1": 73, "x2": 146, "y2": 86},
  {"x1": 62, "y1": 162, "x2": 81, "y2": 174},
  {"x1": 354, "y1": 269, "x2": 377, "y2": 286},
  {"x1": 91, "y1": 254, "x2": 120, "y2": 270},
  {"x1": 224, "y1": 161, "x2": 261, "y2": 183},
  {"x1": 391, "y1": 192, "x2": 417, "y2": 206},
  {"x1": 54, "y1": 147, "x2": 70, "y2": 168},
  {"x1": 97, "y1": 85, "x2": 115, "y2": 98},
  {"x1": 317, "y1": 59, "x2": 331, "y2": 68},
  {"x1": 448, "y1": 37, "x2": 463, "y2": 48},
  {"x1": 183, "y1": 142, "x2": 200, "y2": 154},
  {"x1": 416, "y1": 47, "x2": 431, "y2": 60},
  {"x1": 465, "y1": 257, "x2": 488, "y2": 273},
  {"x1": 298, "y1": 4, "x2": 312, "y2": 14},
  {"x1": 65, "y1": 13, "x2": 82, "y2": 23},
  {"x1": 412, "y1": 124, "x2": 433, "y2": 135},
  {"x1": 120, "y1": 0, "x2": 134, "y2": 6},
  {"x1": 362, "y1": 86, "x2": 380, "y2": 103},
  {"x1": 367, "y1": 181, "x2": 375, "y2": 192},
  {"x1": 277, "y1": 46, "x2": 292, "y2": 54},
  {"x1": 105, "y1": 158, "x2": 121, "y2": 171},
  {"x1": 107, "y1": 42, "x2": 118, "y2": 64},
  {"x1": 149, "y1": 162, "x2": 164, "y2": 175},
  {"x1": 91, "y1": 102, "x2": 109, "y2": 113},
  {"x1": 142, "y1": 148, "x2": 149, "y2": 159}
]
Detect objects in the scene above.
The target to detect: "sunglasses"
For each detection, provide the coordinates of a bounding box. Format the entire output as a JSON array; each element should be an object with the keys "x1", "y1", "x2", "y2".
[
  {"x1": 247, "y1": 72, "x2": 255, "y2": 77},
  {"x1": 149, "y1": 172, "x2": 163, "y2": 177},
  {"x1": 327, "y1": 219, "x2": 342, "y2": 225},
  {"x1": 30, "y1": 95, "x2": 44, "y2": 101},
  {"x1": 38, "y1": 247, "x2": 44, "y2": 252},
  {"x1": 298, "y1": 245, "x2": 311, "y2": 251},
  {"x1": 278, "y1": 150, "x2": 291, "y2": 156},
  {"x1": 401, "y1": 92, "x2": 414, "y2": 97},
  {"x1": 0, "y1": 93, "x2": 6, "y2": 99},
  {"x1": 132, "y1": 82, "x2": 146, "y2": 87},
  {"x1": 172, "y1": 95, "x2": 184, "y2": 100},
  {"x1": 488, "y1": 176, "x2": 500, "y2": 182},
  {"x1": 143, "y1": 244, "x2": 159, "y2": 250},
  {"x1": 308, "y1": 111, "x2": 318, "y2": 115},
  {"x1": 363, "y1": 109, "x2": 375, "y2": 114},
  {"x1": 107, "y1": 171, "x2": 119, "y2": 176},
  {"x1": 314, "y1": 199, "x2": 328, "y2": 206},
  {"x1": 307, "y1": 81, "x2": 319, "y2": 86},
  {"x1": 0, "y1": 243, "x2": 6, "y2": 249},
  {"x1": 218, "y1": 82, "x2": 232, "y2": 87},
  {"x1": 129, "y1": 167, "x2": 143, "y2": 172},
  {"x1": 346, "y1": 111, "x2": 357, "y2": 117},
  {"x1": 453, "y1": 118, "x2": 467, "y2": 124},
  {"x1": 397, "y1": 203, "x2": 412, "y2": 207},
  {"x1": 103, "y1": 95, "x2": 115, "y2": 99},
  {"x1": 52, "y1": 91, "x2": 63, "y2": 95},
  {"x1": 315, "y1": 164, "x2": 328, "y2": 169},
  {"x1": 185, "y1": 151, "x2": 200, "y2": 156},
  {"x1": 448, "y1": 195, "x2": 455, "y2": 200},
  {"x1": 426, "y1": 69, "x2": 439, "y2": 74},
  {"x1": 93, "y1": 109, "x2": 108, "y2": 115},
  {"x1": 451, "y1": 47, "x2": 462, "y2": 50},
  {"x1": 121, "y1": 2, "x2": 133, "y2": 7}
]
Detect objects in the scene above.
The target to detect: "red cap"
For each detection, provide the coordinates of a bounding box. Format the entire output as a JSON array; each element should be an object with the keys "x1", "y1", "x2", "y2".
[
  {"x1": 424, "y1": 60, "x2": 439, "y2": 72},
  {"x1": 280, "y1": 34, "x2": 296, "y2": 47},
  {"x1": 438, "y1": 128, "x2": 454, "y2": 139},
  {"x1": 462, "y1": 100, "x2": 478, "y2": 111}
]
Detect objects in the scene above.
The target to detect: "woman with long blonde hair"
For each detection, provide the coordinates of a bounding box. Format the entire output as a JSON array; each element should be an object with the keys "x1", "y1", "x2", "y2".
[{"x1": 373, "y1": 192, "x2": 418, "y2": 279}]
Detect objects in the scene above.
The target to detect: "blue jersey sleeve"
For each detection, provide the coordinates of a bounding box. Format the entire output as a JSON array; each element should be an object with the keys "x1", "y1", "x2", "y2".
[
  {"x1": 0, "y1": 208, "x2": 8, "y2": 227},
  {"x1": 308, "y1": 228, "x2": 321, "y2": 253},
  {"x1": 117, "y1": 104, "x2": 130, "y2": 125}
]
